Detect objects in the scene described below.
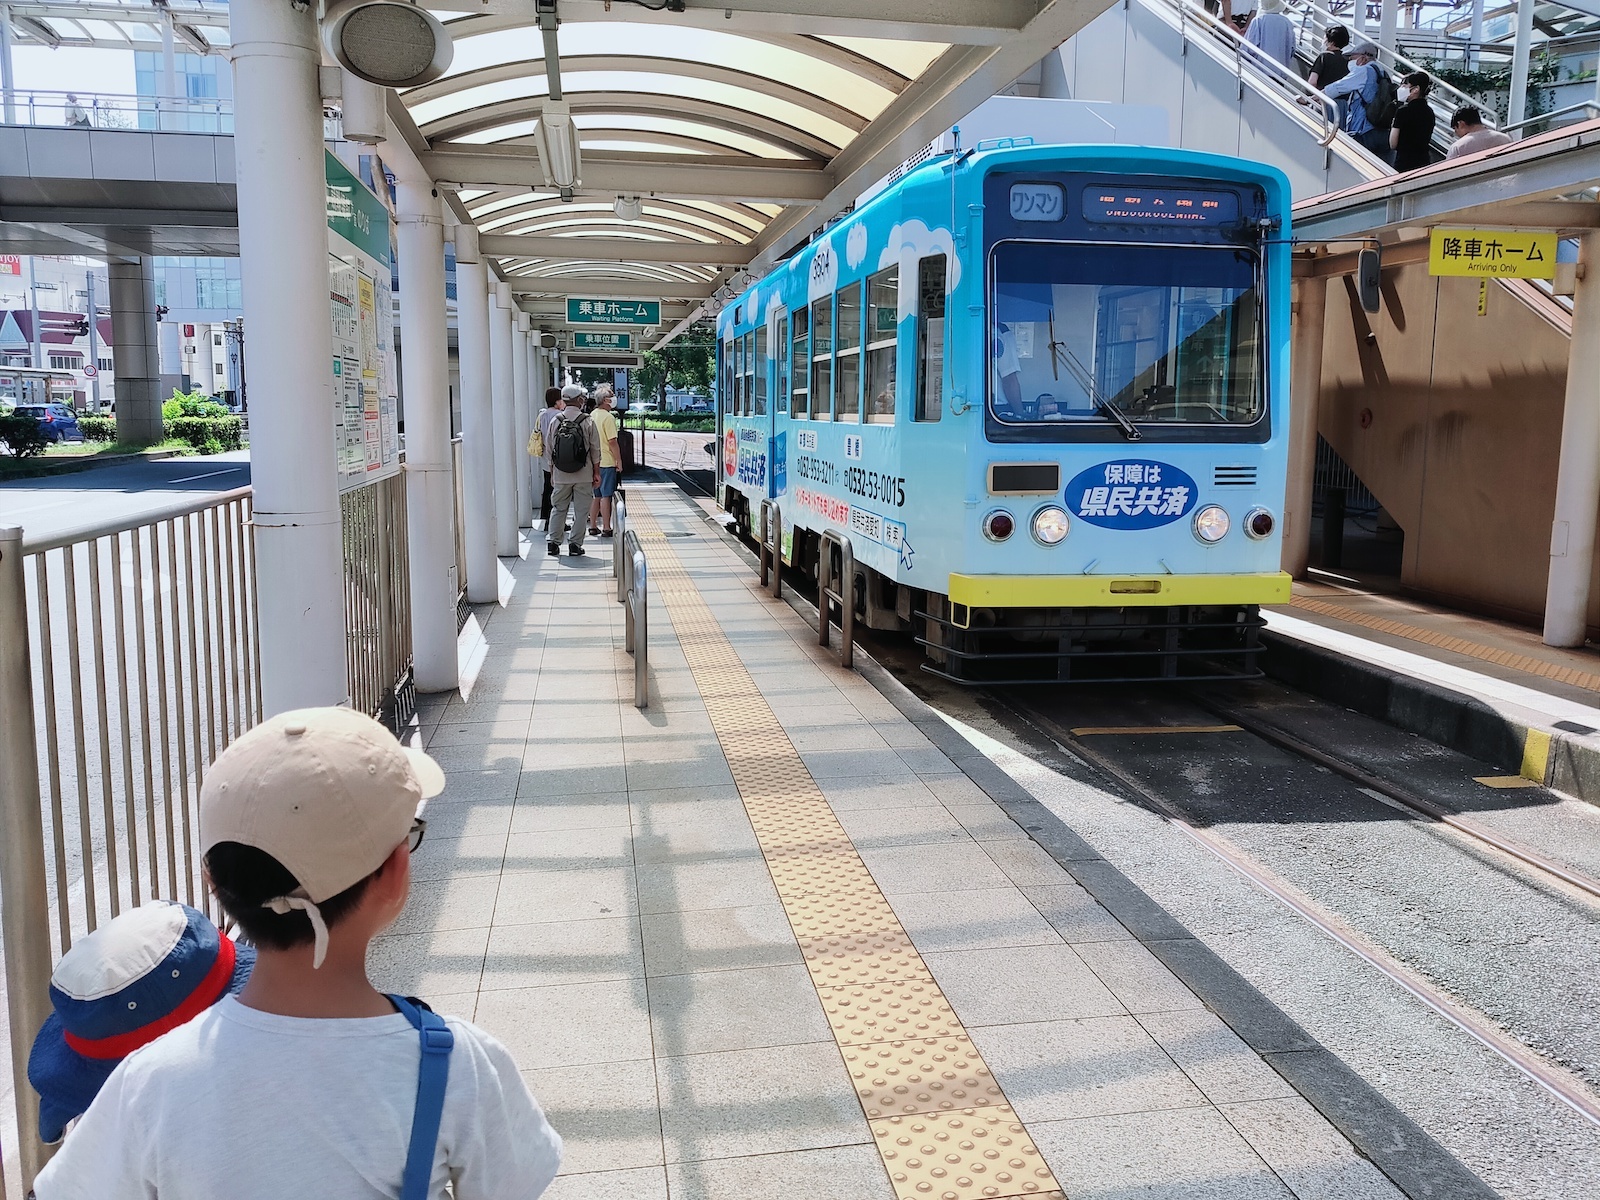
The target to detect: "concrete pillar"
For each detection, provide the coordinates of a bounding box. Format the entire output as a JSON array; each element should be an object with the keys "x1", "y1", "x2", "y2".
[
  {"x1": 489, "y1": 279, "x2": 517, "y2": 555},
  {"x1": 395, "y1": 180, "x2": 458, "y2": 694},
  {"x1": 1544, "y1": 236, "x2": 1600, "y2": 646},
  {"x1": 452, "y1": 224, "x2": 498, "y2": 605},
  {"x1": 513, "y1": 312, "x2": 533, "y2": 527},
  {"x1": 1508, "y1": 0, "x2": 1535, "y2": 128},
  {"x1": 108, "y1": 258, "x2": 163, "y2": 443},
  {"x1": 1284, "y1": 275, "x2": 1328, "y2": 579},
  {"x1": 232, "y1": 0, "x2": 347, "y2": 713}
]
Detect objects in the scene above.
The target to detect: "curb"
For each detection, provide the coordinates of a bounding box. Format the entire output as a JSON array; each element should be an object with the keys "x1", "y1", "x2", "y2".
[
  {"x1": 1260, "y1": 629, "x2": 1600, "y2": 805},
  {"x1": 0, "y1": 448, "x2": 185, "y2": 481}
]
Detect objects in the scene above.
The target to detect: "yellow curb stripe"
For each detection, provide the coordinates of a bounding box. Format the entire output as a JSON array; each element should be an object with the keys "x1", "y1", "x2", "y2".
[
  {"x1": 1521, "y1": 727, "x2": 1552, "y2": 784},
  {"x1": 631, "y1": 498, "x2": 1064, "y2": 1200}
]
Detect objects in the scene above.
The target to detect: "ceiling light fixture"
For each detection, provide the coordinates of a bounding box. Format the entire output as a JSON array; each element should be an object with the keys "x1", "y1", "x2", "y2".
[
  {"x1": 614, "y1": 195, "x2": 644, "y2": 222},
  {"x1": 534, "y1": 98, "x2": 582, "y2": 191}
]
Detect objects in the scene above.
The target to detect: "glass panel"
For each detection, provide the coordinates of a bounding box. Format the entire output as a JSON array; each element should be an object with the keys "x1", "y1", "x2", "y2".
[
  {"x1": 743, "y1": 331, "x2": 756, "y2": 418},
  {"x1": 835, "y1": 281, "x2": 861, "y2": 421},
  {"x1": 755, "y1": 326, "x2": 768, "y2": 415},
  {"x1": 916, "y1": 256, "x2": 946, "y2": 422},
  {"x1": 810, "y1": 296, "x2": 833, "y2": 420},
  {"x1": 865, "y1": 265, "x2": 897, "y2": 421},
  {"x1": 989, "y1": 242, "x2": 1261, "y2": 430},
  {"x1": 722, "y1": 340, "x2": 734, "y2": 414},
  {"x1": 777, "y1": 316, "x2": 790, "y2": 415},
  {"x1": 791, "y1": 308, "x2": 809, "y2": 418}
]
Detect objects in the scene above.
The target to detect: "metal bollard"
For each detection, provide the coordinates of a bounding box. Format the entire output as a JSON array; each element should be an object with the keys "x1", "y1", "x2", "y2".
[
  {"x1": 613, "y1": 494, "x2": 630, "y2": 601},
  {"x1": 757, "y1": 499, "x2": 782, "y2": 598},
  {"x1": 0, "y1": 528, "x2": 57, "y2": 1188},
  {"x1": 817, "y1": 529, "x2": 856, "y2": 670}
]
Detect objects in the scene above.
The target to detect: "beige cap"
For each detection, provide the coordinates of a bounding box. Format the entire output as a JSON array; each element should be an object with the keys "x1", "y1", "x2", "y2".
[{"x1": 200, "y1": 707, "x2": 446, "y2": 905}]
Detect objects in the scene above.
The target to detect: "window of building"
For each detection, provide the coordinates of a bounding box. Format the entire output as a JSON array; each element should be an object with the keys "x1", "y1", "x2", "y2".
[
  {"x1": 97, "y1": 358, "x2": 113, "y2": 372},
  {"x1": 810, "y1": 296, "x2": 833, "y2": 420},
  {"x1": 835, "y1": 281, "x2": 862, "y2": 422},
  {"x1": 916, "y1": 255, "x2": 947, "y2": 422},
  {"x1": 865, "y1": 265, "x2": 897, "y2": 422},
  {"x1": 213, "y1": 332, "x2": 223, "y2": 347},
  {"x1": 49, "y1": 354, "x2": 83, "y2": 370},
  {"x1": 214, "y1": 362, "x2": 224, "y2": 374},
  {"x1": 790, "y1": 308, "x2": 809, "y2": 419},
  {"x1": 754, "y1": 326, "x2": 768, "y2": 416}
]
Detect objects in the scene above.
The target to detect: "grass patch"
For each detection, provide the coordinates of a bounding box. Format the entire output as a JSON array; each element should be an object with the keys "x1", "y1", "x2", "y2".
[
  {"x1": 0, "y1": 439, "x2": 197, "y2": 477},
  {"x1": 631, "y1": 417, "x2": 714, "y2": 433}
]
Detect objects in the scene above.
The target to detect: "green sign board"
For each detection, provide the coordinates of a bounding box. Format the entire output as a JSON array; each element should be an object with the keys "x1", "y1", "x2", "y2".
[
  {"x1": 573, "y1": 331, "x2": 633, "y2": 351},
  {"x1": 324, "y1": 151, "x2": 391, "y2": 267},
  {"x1": 567, "y1": 298, "x2": 660, "y2": 325}
]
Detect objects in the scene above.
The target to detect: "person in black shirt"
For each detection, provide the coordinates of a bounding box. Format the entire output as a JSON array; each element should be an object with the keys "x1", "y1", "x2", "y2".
[
  {"x1": 1389, "y1": 71, "x2": 1437, "y2": 172},
  {"x1": 1307, "y1": 23, "x2": 1349, "y2": 89}
]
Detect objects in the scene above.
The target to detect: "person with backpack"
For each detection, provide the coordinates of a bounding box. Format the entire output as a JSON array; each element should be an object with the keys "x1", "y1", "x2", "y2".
[
  {"x1": 547, "y1": 389, "x2": 601, "y2": 558},
  {"x1": 1321, "y1": 40, "x2": 1396, "y2": 163},
  {"x1": 31, "y1": 707, "x2": 563, "y2": 1199},
  {"x1": 535, "y1": 386, "x2": 565, "y2": 528}
]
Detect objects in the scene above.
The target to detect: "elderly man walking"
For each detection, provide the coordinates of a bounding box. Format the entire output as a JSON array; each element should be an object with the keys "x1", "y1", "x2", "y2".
[
  {"x1": 546, "y1": 388, "x2": 600, "y2": 558},
  {"x1": 587, "y1": 385, "x2": 623, "y2": 537}
]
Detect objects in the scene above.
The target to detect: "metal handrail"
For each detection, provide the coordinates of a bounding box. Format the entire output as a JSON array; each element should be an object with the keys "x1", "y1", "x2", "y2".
[
  {"x1": 757, "y1": 498, "x2": 782, "y2": 598},
  {"x1": 613, "y1": 493, "x2": 630, "y2": 601},
  {"x1": 22, "y1": 485, "x2": 254, "y2": 554},
  {"x1": 1, "y1": 87, "x2": 234, "y2": 133},
  {"x1": 817, "y1": 529, "x2": 856, "y2": 669},
  {"x1": 1500, "y1": 100, "x2": 1600, "y2": 138},
  {"x1": 1170, "y1": 0, "x2": 1342, "y2": 146},
  {"x1": 621, "y1": 527, "x2": 648, "y2": 708}
]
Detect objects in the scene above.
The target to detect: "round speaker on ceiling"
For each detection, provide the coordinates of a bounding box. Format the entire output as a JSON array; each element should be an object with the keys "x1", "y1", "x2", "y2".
[{"x1": 323, "y1": 0, "x2": 453, "y2": 90}]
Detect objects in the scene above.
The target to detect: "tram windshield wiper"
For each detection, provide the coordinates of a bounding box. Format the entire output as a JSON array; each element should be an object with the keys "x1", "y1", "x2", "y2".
[{"x1": 1047, "y1": 312, "x2": 1142, "y2": 442}]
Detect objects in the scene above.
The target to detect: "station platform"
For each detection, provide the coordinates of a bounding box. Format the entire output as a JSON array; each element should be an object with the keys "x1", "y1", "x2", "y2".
[
  {"x1": 388, "y1": 482, "x2": 1402, "y2": 1200},
  {"x1": 1264, "y1": 579, "x2": 1600, "y2": 803}
]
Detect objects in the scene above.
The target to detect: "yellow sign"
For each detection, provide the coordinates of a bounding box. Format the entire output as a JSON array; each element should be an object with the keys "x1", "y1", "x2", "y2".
[{"x1": 1429, "y1": 228, "x2": 1556, "y2": 278}]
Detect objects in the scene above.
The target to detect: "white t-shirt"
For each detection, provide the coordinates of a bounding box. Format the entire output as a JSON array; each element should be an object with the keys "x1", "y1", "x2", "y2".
[{"x1": 34, "y1": 996, "x2": 562, "y2": 1200}]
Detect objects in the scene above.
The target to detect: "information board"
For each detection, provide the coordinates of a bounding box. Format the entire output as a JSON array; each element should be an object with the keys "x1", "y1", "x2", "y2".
[
  {"x1": 567, "y1": 298, "x2": 660, "y2": 325},
  {"x1": 327, "y1": 150, "x2": 400, "y2": 493},
  {"x1": 574, "y1": 331, "x2": 633, "y2": 351},
  {"x1": 1428, "y1": 228, "x2": 1556, "y2": 278}
]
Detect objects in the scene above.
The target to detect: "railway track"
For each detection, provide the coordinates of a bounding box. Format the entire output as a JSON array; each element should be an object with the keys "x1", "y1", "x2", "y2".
[{"x1": 995, "y1": 692, "x2": 1600, "y2": 1132}]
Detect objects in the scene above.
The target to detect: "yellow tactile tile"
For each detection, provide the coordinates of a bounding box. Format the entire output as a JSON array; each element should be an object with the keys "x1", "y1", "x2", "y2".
[{"x1": 630, "y1": 497, "x2": 1064, "y2": 1200}]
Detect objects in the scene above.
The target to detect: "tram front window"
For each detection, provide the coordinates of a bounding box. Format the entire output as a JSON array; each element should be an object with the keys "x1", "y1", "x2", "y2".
[{"x1": 989, "y1": 242, "x2": 1262, "y2": 432}]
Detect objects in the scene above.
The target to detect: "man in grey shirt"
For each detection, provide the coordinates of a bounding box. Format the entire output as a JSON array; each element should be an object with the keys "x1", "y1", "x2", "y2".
[
  {"x1": 1444, "y1": 105, "x2": 1512, "y2": 160},
  {"x1": 546, "y1": 393, "x2": 601, "y2": 558}
]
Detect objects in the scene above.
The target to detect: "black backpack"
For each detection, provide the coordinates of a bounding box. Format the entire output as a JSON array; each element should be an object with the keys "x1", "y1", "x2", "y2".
[
  {"x1": 1364, "y1": 65, "x2": 1398, "y2": 130},
  {"x1": 550, "y1": 412, "x2": 591, "y2": 473}
]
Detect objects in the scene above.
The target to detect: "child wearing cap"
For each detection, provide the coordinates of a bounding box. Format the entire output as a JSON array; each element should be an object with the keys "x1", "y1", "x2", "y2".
[{"x1": 34, "y1": 708, "x2": 562, "y2": 1200}]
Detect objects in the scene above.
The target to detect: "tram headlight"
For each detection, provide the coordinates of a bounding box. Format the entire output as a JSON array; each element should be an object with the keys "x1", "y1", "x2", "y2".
[
  {"x1": 1031, "y1": 506, "x2": 1070, "y2": 546},
  {"x1": 1192, "y1": 505, "x2": 1230, "y2": 544},
  {"x1": 983, "y1": 510, "x2": 1015, "y2": 542},
  {"x1": 1244, "y1": 507, "x2": 1276, "y2": 540}
]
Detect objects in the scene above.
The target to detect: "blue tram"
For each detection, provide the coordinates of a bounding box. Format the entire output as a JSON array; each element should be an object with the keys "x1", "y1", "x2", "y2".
[{"x1": 716, "y1": 142, "x2": 1292, "y2": 683}]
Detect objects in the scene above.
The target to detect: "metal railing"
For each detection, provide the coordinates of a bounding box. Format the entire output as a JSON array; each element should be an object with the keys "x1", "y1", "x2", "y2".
[
  {"x1": 621, "y1": 528, "x2": 649, "y2": 709},
  {"x1": 757, "y1": 499, "x2": 782, "y2": 598},
  {"x1": 0, "y1": 88, "x2": 234, "y2": 134},
  {"x1": 341, "y1": 473, "x2": 414, "y2": 730},
  {"x1": 817, "y1": 530, "x2": 856, "y2": 670},
  {"x1": 0, "y1": 489, "x2": 261, "y2": 1187},
  {"x1": 451, "y1": 437, "x2": 469, "y2": 631},
  {"x1": 614, "y1": 494, "x2": 630, "y2": 600}
]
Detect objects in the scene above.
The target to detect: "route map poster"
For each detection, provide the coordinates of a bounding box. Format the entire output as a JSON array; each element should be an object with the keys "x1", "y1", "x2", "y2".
[{"x1": 326, "y1": 150, "x2": 400, "y2": 493}]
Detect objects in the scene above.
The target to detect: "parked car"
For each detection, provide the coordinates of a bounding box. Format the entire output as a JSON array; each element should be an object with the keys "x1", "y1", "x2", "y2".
[
  {"x1": 682, "y1": 398, "x2": 712, "y2": 414},
  {"x1": 17, "y1": 404, "x2": 85, "y2": 443},
  {"x1": 630, "y1": 401, "x2": 662, "y2": 415}
]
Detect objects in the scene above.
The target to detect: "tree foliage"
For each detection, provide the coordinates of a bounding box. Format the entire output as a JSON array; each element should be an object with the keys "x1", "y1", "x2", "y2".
[{"x1": 635, "y1": 327, "x2": 714, "y2": 405}]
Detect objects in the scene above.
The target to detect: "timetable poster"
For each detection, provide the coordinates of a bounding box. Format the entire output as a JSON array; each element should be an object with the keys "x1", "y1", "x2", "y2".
[{"x1": 326, "y1": 150, "x2": 400, "y2": 493}]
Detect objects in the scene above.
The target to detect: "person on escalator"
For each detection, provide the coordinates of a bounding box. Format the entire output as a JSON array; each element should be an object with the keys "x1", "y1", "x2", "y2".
[
  {"x1": 1390, "y1": 72, "x2": 1437, "y2": 172},
  {"x1": 1322, "y1": 41, "x2": 1396, "y2": 164},
  {"x1": 1306, "y1": 23, "x2": 1349, "y2": 91},
  {"x1": 1244, "y1": 0, "x2": 1296, "y2": 71}
]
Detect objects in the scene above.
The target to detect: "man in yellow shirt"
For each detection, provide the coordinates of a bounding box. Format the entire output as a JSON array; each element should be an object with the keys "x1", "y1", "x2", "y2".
[{"x1": 589, "y1": 384, "x2": 623, "y2": 536}]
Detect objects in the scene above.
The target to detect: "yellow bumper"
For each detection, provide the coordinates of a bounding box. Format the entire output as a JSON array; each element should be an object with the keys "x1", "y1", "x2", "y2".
[{"x1": 947, "y1": 572, "x2": 1293, "y2": 609}]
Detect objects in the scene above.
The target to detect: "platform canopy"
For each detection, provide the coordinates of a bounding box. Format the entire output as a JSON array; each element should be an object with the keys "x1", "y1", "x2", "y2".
[
  {"x1": 2, "y1": 1, "x2": 231, "y2": 53},
  {"x1": 393, "y1": 0, "x2": 1104, "y2": 345}
]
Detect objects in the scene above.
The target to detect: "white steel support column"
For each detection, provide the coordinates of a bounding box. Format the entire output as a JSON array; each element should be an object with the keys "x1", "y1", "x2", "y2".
[
  {"x1": 513, "y1": 312, "x2": 533, "y2": 527},
  {"x1": 1508, "y1": 0, "x2": 1535, "y2": 128},
  {"x1": 1284, "y1": 275, "x2": 1328, "y2": 579},
  {"x1": 232, "y1": 0, "x2": 347, "y2": 713},
  {"x1": 0, "y1": 4, "x2": 17, "y2": 126},
  {"x1": 395, "y1": 180, "x2": 457, "y2": 693},
  {"x1": 452, "y1": 224, "x2": 497, "y2": 604},
  {"x1": 1545, "y1": 236, "x2": 1600, "y2": 646},
  {"x1": 1354, "y1": 0, "x2": 1367, "y2": 37},
  {"x1": 1378, "y1": 0, "x2": 1398, "y2": 58},
  {"x1": 489, "y1": 279, "x2": 517, "y2": 555},
  {"x1": 160, "y1": 9, "x2": 178, "y2": 127},
  {"x1": 1470, "y1": 0, "x2": 1485, "y2": 66}
]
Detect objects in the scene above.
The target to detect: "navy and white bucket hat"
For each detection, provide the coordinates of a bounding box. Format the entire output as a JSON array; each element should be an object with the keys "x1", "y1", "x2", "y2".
[{"x1": 28, "y1": 900, "x2": 254, "y2": 1143}]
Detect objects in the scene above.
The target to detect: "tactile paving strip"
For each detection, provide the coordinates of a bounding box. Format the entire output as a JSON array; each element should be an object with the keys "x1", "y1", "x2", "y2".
[{"x1": 629, "y1": 497, "x2": 1065, "y2": 1200}]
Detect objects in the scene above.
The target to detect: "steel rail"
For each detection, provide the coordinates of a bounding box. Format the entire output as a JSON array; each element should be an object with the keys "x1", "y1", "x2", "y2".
[
  {"x1": 21, "y1": 486, "x2": 254, "y2": 555},
  {"x1": 1001, "y1": 696, "x2": 1600, "y2": 1132}
]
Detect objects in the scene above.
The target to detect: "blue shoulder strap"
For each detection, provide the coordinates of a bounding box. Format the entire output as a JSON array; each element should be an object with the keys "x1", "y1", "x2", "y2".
[{"x1": 389, "y1": 994, "x2": 455, "y2": 1200}]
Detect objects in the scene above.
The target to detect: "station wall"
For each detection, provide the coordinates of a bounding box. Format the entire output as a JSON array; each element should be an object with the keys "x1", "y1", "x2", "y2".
[{"x1": 1315, "y1": 264, "x2": 1582, "y2": 626}]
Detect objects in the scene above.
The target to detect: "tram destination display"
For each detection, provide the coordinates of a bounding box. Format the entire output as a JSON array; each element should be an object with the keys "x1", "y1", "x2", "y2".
[{"x1": 1083, "y1": 187, "x2": 1240, "y2": 225}]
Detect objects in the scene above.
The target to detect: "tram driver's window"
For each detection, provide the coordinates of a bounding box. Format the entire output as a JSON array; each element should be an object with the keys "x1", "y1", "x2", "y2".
[
  {"x1": 754, "y1": 326, "x2": 768, "y2": 415},
  {"x1": 866, "y1": 264, "x2": 898, "y2": 422},
  {"x1": 791, "y1": 308, "x2": 809, "y2": 418},
  {"x1": 810, "y1": 295, "x2": 833, "y2": 420},
  {"x1": 915, "y1": 255, "x2": 946, "y2": 422}
]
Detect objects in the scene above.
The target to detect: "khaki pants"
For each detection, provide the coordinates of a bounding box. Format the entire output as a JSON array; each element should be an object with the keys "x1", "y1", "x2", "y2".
[{"x1": 549, "y1": 480, "x2": 593, "y2": 548}]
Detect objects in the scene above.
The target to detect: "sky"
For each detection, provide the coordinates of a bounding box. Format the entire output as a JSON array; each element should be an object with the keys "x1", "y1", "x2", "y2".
[{"x1": 10, "y1": 46, "x2": 137, "y2": 95}]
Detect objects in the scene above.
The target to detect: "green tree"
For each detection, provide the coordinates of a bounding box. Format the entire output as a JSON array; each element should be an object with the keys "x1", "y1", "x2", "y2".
[{"x1": 635, "y1": 329, "x2": 715, "y2": 407}]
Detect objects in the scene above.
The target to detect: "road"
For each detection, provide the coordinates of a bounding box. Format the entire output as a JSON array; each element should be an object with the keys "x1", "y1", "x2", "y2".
[
  {"x1": 0, "y1": 451, "x2": 251, "y2": 543},
  {"x1": 630, "y1": 427, "x2": 716, "y2": 473}
]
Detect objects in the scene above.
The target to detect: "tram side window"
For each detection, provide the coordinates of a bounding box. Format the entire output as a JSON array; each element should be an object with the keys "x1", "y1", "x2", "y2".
[
  {"x1": 722, "y1": 340, "x2": 734, "y2": 414},
  {"x1": 743, "y1": 330, "x2": 756, "y2": 416},
  {"x1": 791, "y1": 308, "x2": 809, "y2": 418},
  {"x1": 866, "y1": 264, "x2": 897, "y2": 422},
  {"x1": 810, "y1": 295, "x2": 833, "y2": 420},
  {"x1": 836, "y1": 280, "x2": 862, "y2": 421},
  {"x1": 735, "y1": 334, "x2": 747, "y2": 416},
  {"x1": 915, "y1": 255, "x2": 946, "y2": 422},
  {"x1": 777, "y1": 315, "x2": 791, "y2": 414},
  {"x1": 754, "y1": 326, "x2": 768, "y2": 415}
]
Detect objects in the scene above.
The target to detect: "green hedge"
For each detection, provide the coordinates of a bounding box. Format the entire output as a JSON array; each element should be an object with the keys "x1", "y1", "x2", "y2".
[
  {"x1": 167, "y1": 415, "x2": 243, "y2": 455},
  {"x1": 78, "y1": 416, "x2": 119, "y2": 442},
  {"x1": 0, "y1": 413, "x2": 49, "y2": 458}
]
